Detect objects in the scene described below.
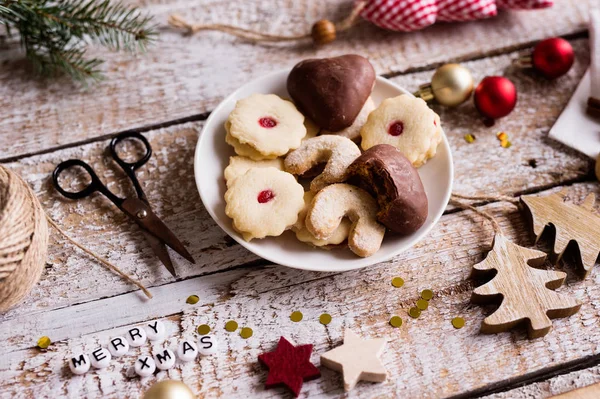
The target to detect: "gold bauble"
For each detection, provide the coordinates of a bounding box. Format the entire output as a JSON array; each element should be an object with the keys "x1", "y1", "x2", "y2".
[
  {"x1": 143, "y1": 380, "x2": 195, "y2": 399},
  {"x1": 415, "y1": 63, "x2": 474, "y2": 107}
]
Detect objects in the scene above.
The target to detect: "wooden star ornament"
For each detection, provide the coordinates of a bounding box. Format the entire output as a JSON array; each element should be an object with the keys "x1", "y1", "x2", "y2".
[
  {"x1": 320, "y1": 330, "x2": 387, "y2": 391},
  {"x1": 258, "y1": 336, "x2": 321, "y2": 397}
]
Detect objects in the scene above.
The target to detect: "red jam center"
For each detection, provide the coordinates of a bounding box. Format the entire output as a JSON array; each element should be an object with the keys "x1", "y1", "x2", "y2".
[
  {"x1": 388, "y1": 121, "x2": 404, "y2": 136},
  {"x1": 257, "y1": 189, "x2": 275, "y2": 203},
  {"x1": 259, "y1": 117, "x2": 277, "y2": 128}
]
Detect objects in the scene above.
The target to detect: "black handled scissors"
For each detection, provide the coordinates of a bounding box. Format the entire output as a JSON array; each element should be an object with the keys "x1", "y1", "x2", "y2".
[{"x1": 52, "y1": 132, "x2": 195, "y2": 277}]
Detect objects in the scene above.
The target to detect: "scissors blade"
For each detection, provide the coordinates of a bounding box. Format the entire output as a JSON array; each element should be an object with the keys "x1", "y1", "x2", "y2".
[
  {"x1": 142, "y1": 230, "x2": 177, "y2": 277},
  {"x1": 121, "y1": 198, "x2": 196, "y2": 264}
]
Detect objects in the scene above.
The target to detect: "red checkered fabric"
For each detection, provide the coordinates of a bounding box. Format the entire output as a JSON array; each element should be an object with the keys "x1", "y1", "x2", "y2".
[{"x1": 359, "y1": 0, "x2": 553, "y2": 31}]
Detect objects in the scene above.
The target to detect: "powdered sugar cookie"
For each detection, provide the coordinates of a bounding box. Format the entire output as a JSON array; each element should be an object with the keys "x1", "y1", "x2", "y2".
[
  {"x1": 224, "y1": 156, "x2": 284, "y2": 188},
  {"x1": 360, "y1": 95, "x2": 442, "y2": 167},
  {"x1": 293, "y1": 191, "x2": 351, "y2": 247},
  {"x1": 321, "y1": 97, "x2": 375, "y2": 141},
  {"x1": 225, "y1": 167, "x2": 304, "y2": 241},
  {"x1": 284, "y1": 136, "x2": 361, "y2": 192},
  {"x1": 228, "y1": 94, "x2": 306, "y2": 157},
  {"x1": 225, "y1": 121, "x2": 277, "y2": 161},
  {"x1": 306, "y1": 184, "x2": 385, "y2": 257}
]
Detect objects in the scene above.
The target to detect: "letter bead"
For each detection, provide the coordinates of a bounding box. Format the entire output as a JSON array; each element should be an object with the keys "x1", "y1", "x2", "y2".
[
  {"x1": 198, "y1": 335, "x2": 218, "y2": 356},
  {"x1": 177, "y1": 340, "x2": 198, "y2": 362},
  {"x1": 68, "y1": 353, "x2": 91, "y2": 375},
  {"x1": 126, "y1": 327, "x2": 147, "y2": 347},
  {"x1": 135, "y1": 355, "x2": 156, "y2": 377},
  {"x1": 145, "y1": 320, "x2": 166, "y2": 342},
  {"x1": 108, "y1": 336, "x2": 129, "y2": 357},
  {"x1": 90, "y1": 347, "x2": 112, "y2": 369},
  {"x1": 153, "y1": 348, "x2": 176, "y2": 370}
]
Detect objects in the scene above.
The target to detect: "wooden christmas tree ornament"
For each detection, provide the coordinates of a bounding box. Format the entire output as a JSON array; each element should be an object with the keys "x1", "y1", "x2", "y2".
[
  {"x1": 320, "y1": 330, "x2": 387, "y2": 391},
  {"x1": 471, "y1": 234, "x2": 581, "y2": 339},
  {"x1": 521, "y1": 189, "x2": 600, "y2": 277}
]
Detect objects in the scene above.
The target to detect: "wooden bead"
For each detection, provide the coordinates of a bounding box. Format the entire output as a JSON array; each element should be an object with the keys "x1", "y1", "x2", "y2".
[{"x1": 311, "y1": 20, "x2": 336, "y2": 45}]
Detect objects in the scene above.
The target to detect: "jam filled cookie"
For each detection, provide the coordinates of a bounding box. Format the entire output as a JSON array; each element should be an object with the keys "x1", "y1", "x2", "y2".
[
  {"x1": 321, "y1": 97, "x2": 375, "y2": 141},
  {"x1": 224, "y1": 156, "x2": 284, "y2": 188},
  {"x1": 348, "y1": 144, "x2": 428, "y2": 234},
  {"x1": 293, "y1": 191, "x2": 351, "y2": 247},
  {"x1": 284, "y1": 136, "x2": 361, "y2": 192},
  {"x1": 228, "y1": 94, "x2": 306, "y2": 157},
  {"x1": 306, "y1": 184, "x2": 385, "y2": 257},
  {"x1": 225, "y1": 167, "x2": 304, "y2": 241},
  {"x1": 360, "y1": 95, "x2": 442, "y2": 167},
  {"x1": 225, "y1": 120, "x2": 277, "y2": 161}
]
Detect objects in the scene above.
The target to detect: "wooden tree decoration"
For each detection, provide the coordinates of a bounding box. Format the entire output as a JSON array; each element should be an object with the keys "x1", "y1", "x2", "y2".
[
  {"x1": 521, "y1": 189, "x2": 600, "y2": 277},
  {"x1": 471, "y1": 234, "x2": 581, "y2": 339}
]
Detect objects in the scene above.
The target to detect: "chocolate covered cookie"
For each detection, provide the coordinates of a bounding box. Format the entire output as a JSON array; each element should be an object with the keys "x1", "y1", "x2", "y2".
[
  {"x1": 287, "y1": 54, "x2": 376, "y2": 132},
  {"x1": 347, "y1": 144, "x2": 428, "y2": 235}
]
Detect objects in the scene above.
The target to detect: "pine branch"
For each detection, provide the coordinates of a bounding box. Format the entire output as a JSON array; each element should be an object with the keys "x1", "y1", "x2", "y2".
[{"x1": 0, "y1": 0, "x2": 157, "y2": 82}]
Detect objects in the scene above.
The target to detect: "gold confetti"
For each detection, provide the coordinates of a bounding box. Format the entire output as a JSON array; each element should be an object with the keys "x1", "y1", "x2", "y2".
[
  {"x1": 290, "y1": 311, "x2": 303, "y2": 322},
  {"x1": 421, "y1": 289, "x2": 434, "y2": 301},
  {"x1": 197, "y1": 324, "x2": 211, "y2": 335},
  {"x1": 496, "y1": 131, "x2": 508, "y2": 141},
  {"x1": 416, "y1": 299, "x2": 429, "y2": 310},
  {"x1": 225, "y1": 320, "x2": 238, "y2": 332},
  {"x1": 240, "y1": 327, "x2": 253, "y2": 339},
  {"x1": 186, "y1": 295, "x2": 200, "y2": 304},
  {"x1": 37, "y1": 336, "x2": 51, "y2": 349},
  {"x1": 501, "y1": 140, "x2": 512, "y2": 148},
  {"x1": 408, "y1": 307, "x2": 421, "y2": 318},
  {"x1": 452, "y1": 317, "x2": 465, "y2": 329},
  {"x1": 464, "y1": 133, "x2": 476, "y2": 143},
  {"x1": 389, "y1": 316, "x2": 403, "y2": 328},
  {"x1": 319, "y1": 313, "x2": 332, "y2": 325},
  {"x1": 391, "y1": 277, "x2": 404, "y2": 288}
]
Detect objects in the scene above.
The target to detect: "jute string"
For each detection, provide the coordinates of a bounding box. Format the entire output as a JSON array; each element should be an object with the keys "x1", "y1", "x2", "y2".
[
  {"x1": 450, "y1": 193, "x2": 521, "y2": 235},
  {"x1": 168, "y1": 1, "x2": 366, "y2": 42},
  {"x1": 0, "y1": 165, "x2": 151, "y2": 313}
]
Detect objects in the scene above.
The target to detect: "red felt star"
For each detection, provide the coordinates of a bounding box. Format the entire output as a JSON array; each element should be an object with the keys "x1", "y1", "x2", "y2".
[{"x1": 258, "y1": 336, "x2": 321, "y2": 396}]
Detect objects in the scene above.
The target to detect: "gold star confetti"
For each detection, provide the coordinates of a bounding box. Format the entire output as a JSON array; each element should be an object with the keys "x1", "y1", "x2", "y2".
[
  {"x1": 240, "y1": 327, "x2": 253, "y2": 339},
  {"x1": 37, "y1": 336, "x2": 51, "y2": 349},
  {"x1": 452, "y1": 317, "x2": 465, "y2": 329},
  {"x1": 389, "y1": 316, "x2": 403, "y2": 328},
  {"x1": 225, "y1": 320, "x2": 238, "y2": 332},
  {"x1": 290, "y1": 311, "x2": 303, "y2": 322},
  {"x1": 464, "y1": 133, "x2": 476, "y2": 143},
  {"x1": 408, "y1": 307, "x2": 421, "y2": 318},
  {"x1": 496, "y1": 132, "x2": 508, "y2": 141},
  {"x1": 391, "y1": 277, "x2": 404, "y2": 288},
  {"x1": 421, "y1": 289, "x2": 433, "y2": 301},
  {"x1": 416, "y1": 299, "x2": 429, "y2": 310},
  {"x1": 186, "y1": 295, "x2": 199, "y2": 304},
  {"x1": 197, "y1": 324, "x2": 211, "y2": 335},
  {"x1": 501, "y1": 140, "x2": 512, "y2": 148},
  {"x1": 319, "y1": 313, "x2": 332, "y2": 325}
]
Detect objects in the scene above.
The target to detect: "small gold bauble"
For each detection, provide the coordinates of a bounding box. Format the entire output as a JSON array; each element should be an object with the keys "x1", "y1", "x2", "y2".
[
  {"x1": 311, "y1": 19, "x2": 336, "y2": 46},
  {"x1": 143, "y1": 380, "x2": 195, "y2": 399},
  {"x1": 430, "y1": 64, "x2": 474, "y2": 107}
]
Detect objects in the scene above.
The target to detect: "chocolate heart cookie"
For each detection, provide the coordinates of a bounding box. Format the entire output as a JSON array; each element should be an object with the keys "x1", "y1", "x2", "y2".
[{"x1": 287, "y1": 54, "x2": 375, "y2": 132}]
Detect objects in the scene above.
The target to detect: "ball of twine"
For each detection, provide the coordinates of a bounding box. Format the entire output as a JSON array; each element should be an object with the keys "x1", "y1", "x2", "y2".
[{"x1": 0, "y1": 165, "x2": 48, "y2": 313}]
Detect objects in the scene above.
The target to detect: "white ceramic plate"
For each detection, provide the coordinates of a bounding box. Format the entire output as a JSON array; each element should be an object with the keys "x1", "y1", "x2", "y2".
[{"x1": 194, "y1": 69, "x2": 453, "y2": 272}]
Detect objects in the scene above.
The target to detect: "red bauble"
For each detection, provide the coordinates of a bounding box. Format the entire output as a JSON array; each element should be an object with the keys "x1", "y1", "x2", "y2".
[
  {"x1": 532, "y1": 38, "x2": 574, "y2": 79},
  {"x1": 474, "y1": 76, "x2": 517, "y2": 120}
]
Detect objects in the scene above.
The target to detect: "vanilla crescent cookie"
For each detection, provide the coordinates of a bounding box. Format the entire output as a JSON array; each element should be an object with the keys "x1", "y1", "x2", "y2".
[
  {"x1": 228, "y1": 94, "x2": 306, "y2": 157},
  {"x1": 225, "y1": 121, "x2": 278, "y2": 161},
  {"x1": 306, "y1": 184, "x2": 385, "y2": 257},
  {"x1": 284, "y1": 136, "x2": 361, "y2": 192},
  {"x1": 360, "y1": 95, "x2": 442, "y2": 167},
  {"x1": 224, "y1": 156, "x2": 284, "y2": 188},
  {"x1": 321, "y1": 97, "x2": 375, "y2": 141},
  {"x1": 293, "y1": 191, "x2": 351, "y2": 247},
  {"x1": 225, "y1": 167, "x2": 304, "y2": 241}
]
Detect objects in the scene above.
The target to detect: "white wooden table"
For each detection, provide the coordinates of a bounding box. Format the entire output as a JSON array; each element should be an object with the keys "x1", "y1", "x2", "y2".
[{"x1": 1, "y1": 1, "x2": 600, "y2": 397}]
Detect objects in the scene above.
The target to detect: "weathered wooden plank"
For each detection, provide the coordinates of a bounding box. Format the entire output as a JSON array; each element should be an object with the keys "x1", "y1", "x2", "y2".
[
  {"x1": 0, "y1": 40, "x2": 592, "y2": 326},
  {"x1": 0, "y1": 0, "x2": 595, "y2": 159},
  {"x1": 3, "y1": 183, "x2": 600, "y2": 398}
]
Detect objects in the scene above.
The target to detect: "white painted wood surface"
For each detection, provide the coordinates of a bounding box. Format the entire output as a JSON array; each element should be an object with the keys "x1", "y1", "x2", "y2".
[{"x1": 1, "y1": 1, "x2": 600, "y2": 398}]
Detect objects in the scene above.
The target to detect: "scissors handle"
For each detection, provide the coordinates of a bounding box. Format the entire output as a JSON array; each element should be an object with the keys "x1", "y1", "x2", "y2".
[
  {"x1": 110, "y1": 132, "x2": 152, "y2": 201},
  {"x1": 52, "y1": 159, "x2": 123, "y2": 205}
]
